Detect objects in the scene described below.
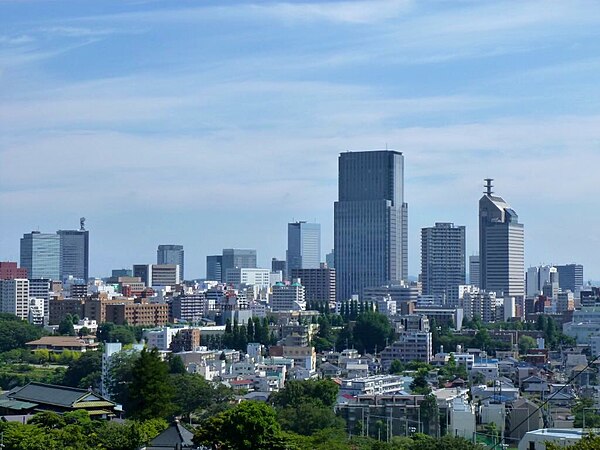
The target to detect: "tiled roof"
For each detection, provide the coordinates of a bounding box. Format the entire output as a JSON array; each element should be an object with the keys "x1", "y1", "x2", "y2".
[
  {"x1": 148, "y1": 421, "x2": 195, "y2": 448},
  {"x1": 8, "y1": 382, "x2": 113, "y2": 409}
]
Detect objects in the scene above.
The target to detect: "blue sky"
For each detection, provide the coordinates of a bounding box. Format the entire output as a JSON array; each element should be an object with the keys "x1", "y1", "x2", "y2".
[{"x1": 1, "y1": 0, "x2": 600, "y2": 281}]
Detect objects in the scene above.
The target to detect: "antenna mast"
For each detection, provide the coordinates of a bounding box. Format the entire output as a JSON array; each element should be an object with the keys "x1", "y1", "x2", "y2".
[{"x1": 484, "y1": 178, "x2": 494, "y2": 196}]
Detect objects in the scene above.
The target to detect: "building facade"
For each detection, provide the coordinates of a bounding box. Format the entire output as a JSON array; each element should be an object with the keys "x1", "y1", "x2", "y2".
[
  {"x1": 286, "y1": 221, "x2": 321, "y2": 273},
  {"x1": 290, "y1": 265, "x2": 336, "y2": 305},
  {"x1": 479, "y1": 179, "x2": 524, "y2": 298},
  {"x1": 421, "y1": 222, "x2": 466, "y2": 305},
  {"x1": 271, "y1": 281, "x2": 306, "y2": 311},
  {"x1": 334, "y1": 150, "x2": 408, "y2": 301},
  {"x1": 157, "y1": 244, "x2": 184, "y2": 280},
  {"x1": 0, "y1": 278, "x2": 29, "y2": 320},
  {"x1": 556, "y1": 264, "x2": 584, "y2": 293},
  {"x1": 206, "y1": 255, "x2": 223, "y2": 281},
  {"x1": 0, "y1": 261, "x2": 28, "y2": 280},
  {"x1": 20, "y1": 232, "x2": 60, "y2": 280},
  {"x1": 57, "y1": 228, "x2": 89, "y2": 281},
  {"x1": 469, "y1": 255, "x2": 480, "y2": 288},
  {"x1": 151, "y1": 264, "x2": 180, "y2": 286}
]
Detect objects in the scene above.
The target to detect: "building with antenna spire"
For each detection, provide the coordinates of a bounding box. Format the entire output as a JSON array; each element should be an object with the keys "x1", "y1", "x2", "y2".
[{"x1": 479, "y1": 179, "x2": 524, "y2": 299}]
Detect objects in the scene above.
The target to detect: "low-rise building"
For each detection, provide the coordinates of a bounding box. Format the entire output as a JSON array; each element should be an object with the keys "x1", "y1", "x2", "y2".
[{"x1": 26, "y1": 335, "x2": 98, "y2": 353}]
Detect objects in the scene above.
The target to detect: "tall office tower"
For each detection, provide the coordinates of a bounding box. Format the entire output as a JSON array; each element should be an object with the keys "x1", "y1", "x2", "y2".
[
  {"x1": 526, "y1": 265, "x2": 557, "y2": 298},
  {"x1": 20, "y1": 232, "x2": 60, "y2": 280},
  {"x1": 0, "y1": 278, "x2": 29, "y2": 320},
  {"x1": 334, "y1": 150, "x2": 408, "y2": 301},
  {"x1": 57, "y1": 219, "x2": 89, "y2": 281},
  {"x1": 157, "y1": 245, "x2": 184, "y2": 280},
  {"x1": 221, "y1": 249, "x2": 257, "y2": 280},
  {"x1": 421, "y1": 222, "x2": 466, "y2": 305},
  {"x1": 479, "y1": 179, "x2": 524, "y2": 298},
  {"x1": 556, "y1": 264, "x2": 584, "y2": 293},
  {"x1": 271, "y1": 258, "x2": 287, "y2": 280},
  {"x1": 469, "y1": 255, "x2": 480, "y2": 287},
  {"x1": 206, "y1": 255, "x2": 223, "y2": 281},
  {"x1": 286, "y1": 221, "x2": 321, "y2": 274}
]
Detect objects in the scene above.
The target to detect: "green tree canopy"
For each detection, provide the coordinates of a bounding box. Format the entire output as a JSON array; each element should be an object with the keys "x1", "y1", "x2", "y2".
[
  {"x1": 125, "y1": 348, "x2": 175, "y2": 420},
  {"x1": 194, "y1": 401, "x2": 292, "y2": 450},
  {"x1": 351, "y1": 311, "x2": 393, "y2": 354}
]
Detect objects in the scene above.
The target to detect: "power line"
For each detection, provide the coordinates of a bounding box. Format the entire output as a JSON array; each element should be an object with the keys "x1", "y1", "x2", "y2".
[{"x1": 490, "y1": 353, "x2": 600, "y2": 450}]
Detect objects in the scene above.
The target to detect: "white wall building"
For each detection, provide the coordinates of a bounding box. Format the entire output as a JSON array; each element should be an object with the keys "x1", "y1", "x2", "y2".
[
  {"x1": 28, "y1": 298, "x2": 45, "y2": 325},
  {"x1": 0, "y1": 278, "x2": 29, "y2": 320},
  {"x1": 225, "y1": 268, "x2": 271, "y2": 289},
  {"x1": 518, "y1": 429, "x2": 583, "y2": 450},
  {"x1": 270, "y1": 281, "x2": 306, "y2": 311}
]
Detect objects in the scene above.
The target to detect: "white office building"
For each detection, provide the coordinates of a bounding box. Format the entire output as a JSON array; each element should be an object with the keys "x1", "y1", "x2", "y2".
[
  {"x1": 0, "y1": 278, "x2": 29, "y2": 320},
  {"x1": 270, "y1": 281, "x2": 306, "y2": 311}
]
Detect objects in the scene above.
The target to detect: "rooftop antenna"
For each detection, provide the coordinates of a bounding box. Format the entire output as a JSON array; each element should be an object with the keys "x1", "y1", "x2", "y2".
[
  {"x1": 80, "y1": 217, "x2": 86, "y2": 231},
  {"x1": 484, "y1": 178, "x2": 494, "y2": 196}
]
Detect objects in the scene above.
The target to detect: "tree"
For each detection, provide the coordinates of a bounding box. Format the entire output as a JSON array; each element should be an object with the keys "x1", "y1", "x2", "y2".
[
  {"x1": 410, "y1": 369, "x2": 431, "y2": 395},
  {"x1": 168, "y1": 354, "x2": 186, "y2": 374},
  {"x1": 62, "y1": 351, "x2": 102, "y2": 389},
  {"x1": 193, "y1": 401, "x2": 292, "y2": 450},
  {"x1": 546, "y1": 434, "x2": 600, "y2": 450},
  {"x1": 389, "y1": 360, "x2": 404, "y2": 374},
  {"x1": 58, "y1": 314, "x2": 76, "y2": 336},
  {"x1": 518, "y1": 335, "x2": 537, "y2": 355},
  {"x1": 126, "y1": 348, "x2": 175, "y2": 420},
  {"x1": 351, "y1": 311, "x2": 393, "y2": 354},
  {"x1": 573, "y1": 398, "x2": 600, "y2": 428},
  {"x1": 106, "y1": 349, "x2": 140, "y2": 406},
  {"x1": 0, "y1": 314, "x2": 45, "y2": 353}
]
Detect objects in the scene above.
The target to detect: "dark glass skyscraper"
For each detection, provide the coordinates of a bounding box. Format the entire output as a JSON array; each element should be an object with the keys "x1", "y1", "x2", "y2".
[
  {"x1": 157, "y1": 244, "x2": 184, "y2": 280},
  {"x1": 287, "y1": 221, "x2": 321, "y2": 273},
  {"x1": 334, "y1": 150, "x2": 408, "y2": 301},
  {"x1": 57, "y1": 228, "x2": 89, "y2": 281},
  {"x1": 556, "y1": 264, "x2": 584, "y2": 293},
  {"x1": 20, "y1": 232, "x2": 60, "y2": 280},
  {"x1": 479, "y1": 179, "x2": 524, "y2": 298}
]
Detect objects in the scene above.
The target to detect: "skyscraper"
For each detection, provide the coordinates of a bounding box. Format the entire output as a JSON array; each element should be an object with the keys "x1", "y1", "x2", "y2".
[
  {"x1": 206, "y1": 255, "x2": 223, "y2": 281},
  {"x1": 157, "y1": 244, "x2": 184, "y2": 280},
  {"x1": 334, "y1": 150, "x2": 408, "y2": 301},
  {"x1": 221, "y1": 249, "x2": 257, "y2": 281},
  {"x1": 469, "y1": 255, "x2": 480, "y2": 287},
  {"x1": 57, "y1": 220, "x2": 89, "y2": 281},
  {"x1": 556, "y1": 264, "x2": 584, "y2": 293},
  {"x1": 479, "y1": 179, "x2": 524, "y2": 298},
  {"x1": 286, "y1": 221, "x2": 321, "y2": 273},
  {"x1": 421, "y1": 222, "x2": 466, "y2": 305},
  {"x1": 20, "y1": 232, "x2": 60, "y2": 280}
]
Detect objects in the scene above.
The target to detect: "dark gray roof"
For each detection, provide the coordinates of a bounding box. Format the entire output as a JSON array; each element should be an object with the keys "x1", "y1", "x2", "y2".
[
  {"x1": 148, "y1": 422, "x2": 195, "y2": 448},
  {"x1": 8, "y1": 382, "x2": 110, "y2": 408}
]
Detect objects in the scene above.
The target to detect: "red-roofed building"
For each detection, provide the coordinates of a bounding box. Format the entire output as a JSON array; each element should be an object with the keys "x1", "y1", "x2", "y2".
[{"x1": 0, "y1": 262, "x2": 28, "y2": 280}]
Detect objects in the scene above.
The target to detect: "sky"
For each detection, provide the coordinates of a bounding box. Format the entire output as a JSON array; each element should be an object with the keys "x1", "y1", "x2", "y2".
[{"x1": 1, "y1": 0, "x2": 600, "y2": 281}]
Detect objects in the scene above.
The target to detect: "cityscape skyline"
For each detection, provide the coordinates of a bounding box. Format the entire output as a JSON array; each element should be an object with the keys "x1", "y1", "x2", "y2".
[{"x1": 1, "y1": 1, "x2": 600, "y2": 280}]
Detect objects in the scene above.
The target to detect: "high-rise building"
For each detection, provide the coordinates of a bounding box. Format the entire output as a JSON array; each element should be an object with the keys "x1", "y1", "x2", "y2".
[
  {"x1": 325, "y1": 250, "x2": 335, "y2": 269},
  {"x1": 157, "y1": 245, "x2": 184, "y2": 280},
  {"x1": 286, "y1": 221, "x2": 321, "y2": 273},
  {"x1": 469, "y1": 255, "x2": 480, "y2": 288},
  {"x1": 0, "y1": 278, "x2": 29, "y2": 320},
  {"x1": 206, "y1": 255, "x2": 223, "y2": 281},
  {"x1": 556, "y1": 264, "x2": 584, "y2": 293},
  {"x1": 221, "y1": 249, "x2": 257, "y2": 279},
  {"x1": 479, "y1": 179, "x2": 524, "y2": 298},
  {"x1": 270, "y1": 280, "x2": 306, "y2": 311},
  {"x1": 132, "y1": 264, "x2": 152, "y2": 287},
  {"x1": 334, "y1": 150, "x2": 408, "y2": 301},
  {"x1": 526, "y1": 265, "x2": 558, "y2": 298},
  {"x1": 20, "y1": 232, "x2": 60, "y2": 280},
  {"x1": 291, "y1": 265, "x2": 336, "y2": 306},
  {"x1": 225, "y1": 268, "x2": 271, "y2": 289},
  {"x1": 57, "y1": 222, "x2": 89, "y2": 281},
  {"x1": 271, "y1": 258, "x2": 287, "y2": 280},
  {"x1": 421, "y1": 222, "x2": 466, "y2": 305}
]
